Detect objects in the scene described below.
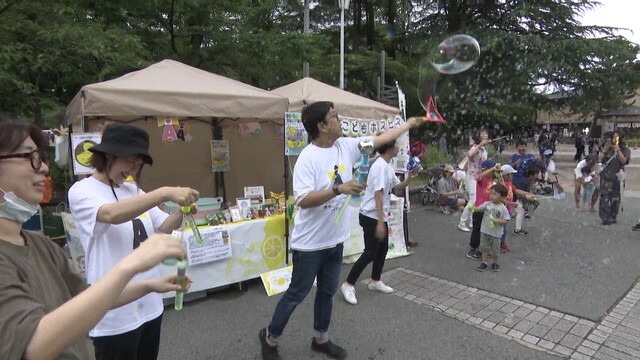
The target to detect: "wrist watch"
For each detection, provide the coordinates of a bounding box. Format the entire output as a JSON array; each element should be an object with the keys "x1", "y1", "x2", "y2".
[{"x1": 332, "y1": 183, "x2": 340, "y2": 196}]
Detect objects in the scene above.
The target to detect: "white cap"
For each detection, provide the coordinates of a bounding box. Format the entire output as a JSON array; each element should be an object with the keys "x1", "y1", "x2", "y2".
[{"x1": 501, "y1": 164, "x2": 517, "y2": 175}]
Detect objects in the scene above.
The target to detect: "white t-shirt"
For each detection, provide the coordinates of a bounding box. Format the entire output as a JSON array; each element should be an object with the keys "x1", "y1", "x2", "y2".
[
  {"x1": 360, "y1": 156, "x2": 401, "y2": 222},
  {"x1": 291, "y1": 137, "x2": 364, "y2": 251},
  {"x1": 68, "y1": 176, "x2": 169, "y2": 337}
]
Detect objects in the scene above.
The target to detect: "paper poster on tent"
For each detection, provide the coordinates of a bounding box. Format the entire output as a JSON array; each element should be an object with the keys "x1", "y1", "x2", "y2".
[
  {"x1": 70, "y1": 132, "x2": 101, "y2": 175},
  {"x1": 350, "y1": 119, "x2": 359, "y2": 136},
  {"x1": 379, "y1": 120, "x2": 387, "y2": 133},
  {"x1": 341, "y1": 119, "x2": 350, "y2": 136},
  {"x1": 261, "y1": 265, "x2": 293, "y2": 296},
  {"x1": 183, "y1": 226, "x2": 232, "y2": 266},
  {"x1": 369, "y1": 121, "x2": 378, "y2": 135},
  {"x1": 359, "y1": 121, "x2": 369, "y2": 136},
  {"x1": 285, "y1": 112, "x2": 307, "y2": 155},
  {"x1": 394, "y1": 115, "x2": 403, "y2": 128},
  {"x1": 210, "y1": 140, "x2": 229, "y2": 172}
]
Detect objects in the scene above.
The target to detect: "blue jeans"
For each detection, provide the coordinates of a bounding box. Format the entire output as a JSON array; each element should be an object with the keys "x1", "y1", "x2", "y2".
[{"x1": 268, "y1": 243, "x2": 343, "y2": 341}]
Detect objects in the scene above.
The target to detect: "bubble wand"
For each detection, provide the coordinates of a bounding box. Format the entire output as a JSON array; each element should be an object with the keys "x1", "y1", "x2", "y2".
[
  {"x1": 181, "y1": 206, "x2": 203, "y2": 245},
  {"x1": 174, "y1": 259, "x2": 188, "y2": 311},
  {"x1": 163, "y1": 206, "x2": 199, "y2": 266},
  {"x1": 335, "y1": 139, "x2": 375, "y2": 223}
]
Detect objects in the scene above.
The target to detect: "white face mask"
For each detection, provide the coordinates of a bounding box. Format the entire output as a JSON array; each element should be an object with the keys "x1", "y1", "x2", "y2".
[{"x1": 0, "y1": 188, "x2": 39, "y2": 224}]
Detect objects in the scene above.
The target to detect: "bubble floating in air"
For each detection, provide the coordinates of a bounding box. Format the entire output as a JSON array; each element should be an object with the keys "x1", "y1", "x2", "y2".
[{"x1": 430, "y1": 34, "x2": 481, "y2": 74}]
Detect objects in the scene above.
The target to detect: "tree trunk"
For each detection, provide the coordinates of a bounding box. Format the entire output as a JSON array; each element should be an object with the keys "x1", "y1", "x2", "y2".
[
  {"x1": 385, "y1": 0, "x2": 397, "y2": 58},
  {"x1": 352, "y1": 0, "x2": 361, "y2": 51},
  {"x1": 364, "y1": 0, "x2": 374, "y2": 50},
  {"x1": 34, "y1": 97, "x2": 42, "y2": 127}
]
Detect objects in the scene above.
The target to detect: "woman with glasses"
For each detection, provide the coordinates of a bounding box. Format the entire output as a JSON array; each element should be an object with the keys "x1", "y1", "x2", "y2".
[
  {"x1": 0, "y1": 115, "x2": 189, "y2": 360},
  {"x1": 68, "y1": 123, "x2": 199, "y2": 360}
]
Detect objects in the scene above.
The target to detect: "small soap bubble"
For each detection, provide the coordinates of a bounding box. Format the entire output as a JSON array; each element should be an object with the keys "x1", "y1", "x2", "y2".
[
  {"x1": 516, "y1": 261, "x2": 525, "y2": 271},
  {"x1": 602, "y1": 258, "x2": 610, "y2": 265},
  {"x1": 539, "y1": 294, "x2": 546, "y2": 302},
  {"x1": 511, "y1": 278, "x2": 519, "y2": 286}
]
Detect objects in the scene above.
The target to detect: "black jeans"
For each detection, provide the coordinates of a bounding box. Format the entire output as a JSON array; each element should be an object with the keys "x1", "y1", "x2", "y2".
[
  {"x1": 346, "y1": 214, "x2": 389, "y2": 284},
  {"x1": 599, "y1": 177, "x2": 621, "y2": 222},
  {"x1": 469, "y1": 211, "x2": 483, "y2": 250},
  {"x1": 92, "y1": 314, "x2": 163, "y2": 360}
]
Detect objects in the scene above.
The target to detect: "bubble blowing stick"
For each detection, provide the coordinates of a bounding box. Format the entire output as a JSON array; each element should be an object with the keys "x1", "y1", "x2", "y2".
[
  {"x1": 335, "y1": 139, "x2": 375, "y2": 223},
  {"x1": 174, "y1": 259, "x2": 188, "y2": 311}
]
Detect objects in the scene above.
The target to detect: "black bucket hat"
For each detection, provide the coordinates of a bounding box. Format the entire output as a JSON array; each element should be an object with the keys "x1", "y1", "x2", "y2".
[{"x1": 89, "y1": 123, "x2": 153, "y2": 165}]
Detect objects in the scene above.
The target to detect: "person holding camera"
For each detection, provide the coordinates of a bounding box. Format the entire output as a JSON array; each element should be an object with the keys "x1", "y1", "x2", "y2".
[{"x1": 598, "y1": 132, "x2": 630, "y2": 226}]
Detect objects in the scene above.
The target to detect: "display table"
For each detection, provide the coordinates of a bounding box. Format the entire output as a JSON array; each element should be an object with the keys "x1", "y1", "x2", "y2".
[{"x1": 159, "y1": 214, "x2": 287, "y2": 298}]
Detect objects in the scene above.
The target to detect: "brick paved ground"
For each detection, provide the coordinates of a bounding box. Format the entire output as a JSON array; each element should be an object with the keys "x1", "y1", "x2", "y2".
[{"x1": 371, "y1": 267, "x2": 640, "y2": 360}]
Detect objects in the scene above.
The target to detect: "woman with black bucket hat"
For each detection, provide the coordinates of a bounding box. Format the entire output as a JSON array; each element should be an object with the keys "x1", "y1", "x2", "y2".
[
  {"x1": 0, "y1": 116, "x2": 189, "y2": 360},
  {"x1": 69, "y1": 123, "x2": 199, "y2": 360}
]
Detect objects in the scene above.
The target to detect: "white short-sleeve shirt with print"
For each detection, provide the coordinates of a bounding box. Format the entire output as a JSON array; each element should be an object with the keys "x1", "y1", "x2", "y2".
[
  {"x1": 360, "y1": 156, "x2": 401, "y2": 222},
  {"x1": 291, "y1": 137, "x2": 365, "y2": 251},
  {"x1": 68, "y1": 176, "x2": 169, "y2": 337}
]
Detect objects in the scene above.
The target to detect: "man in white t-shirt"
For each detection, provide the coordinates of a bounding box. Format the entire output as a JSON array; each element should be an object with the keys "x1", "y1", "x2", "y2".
[
  {"x1": 340, "y1": 138, "x2": 416, "y2": 306},
  {"x1": 259, "y1": 102, "x2": 419, "y2": 360}
]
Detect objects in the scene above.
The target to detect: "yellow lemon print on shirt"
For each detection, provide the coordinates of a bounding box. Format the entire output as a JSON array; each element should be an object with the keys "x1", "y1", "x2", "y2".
[{"x1": 261, "y1": 216, "x2": 285, "y2": 270}]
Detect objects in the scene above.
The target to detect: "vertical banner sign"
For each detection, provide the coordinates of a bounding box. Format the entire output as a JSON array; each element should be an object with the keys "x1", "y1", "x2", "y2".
[{"x1": 284, "y1": 112, "x2": 307, "y2": 155}]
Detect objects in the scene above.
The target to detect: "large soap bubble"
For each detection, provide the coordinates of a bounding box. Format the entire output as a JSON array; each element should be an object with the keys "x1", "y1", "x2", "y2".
[{"x1": 430, "y1": 34, "x2": 480, "y2": 75}]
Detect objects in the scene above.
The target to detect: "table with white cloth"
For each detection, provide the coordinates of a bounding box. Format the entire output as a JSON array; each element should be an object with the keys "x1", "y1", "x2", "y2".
[{"x1": 159, "y1": 214, "x2": 287, "y2": 298}]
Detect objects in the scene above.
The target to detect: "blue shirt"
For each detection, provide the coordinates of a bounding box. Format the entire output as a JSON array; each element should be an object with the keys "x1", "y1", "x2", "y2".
[{"x1": 509, "y1": 153, "x2": 536, "y2": 182}]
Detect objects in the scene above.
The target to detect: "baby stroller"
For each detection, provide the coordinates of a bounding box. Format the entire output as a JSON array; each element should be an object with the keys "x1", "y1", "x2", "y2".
[
  {"x1": 421, "y1": 164, "x2": 445, "y2": 205},
  {"x1": 533, "y1": 148, "x2": 560, "y2": 196}
]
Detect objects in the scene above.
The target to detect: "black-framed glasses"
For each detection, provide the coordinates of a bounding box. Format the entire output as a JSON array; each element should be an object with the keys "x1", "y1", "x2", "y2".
[{"x1": 0, "y1": 150, "x2": 48, "y2": 171}]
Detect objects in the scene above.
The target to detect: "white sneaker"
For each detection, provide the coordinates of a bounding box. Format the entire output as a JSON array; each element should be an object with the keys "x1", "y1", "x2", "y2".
[
  {"x1": 341, "y1": 283, "x2": 357, "y2": 305},
  {"x1": 368, "y1": 281, "x2": 394, "y2": 294},
  {"x1": 458, "y1": 223, "x2": 470, "y2": 232}
]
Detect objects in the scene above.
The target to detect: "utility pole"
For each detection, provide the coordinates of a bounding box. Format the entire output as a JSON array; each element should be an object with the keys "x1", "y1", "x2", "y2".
[{"x1": 303, "y1": 0, "x2": 310, "y2": 77}]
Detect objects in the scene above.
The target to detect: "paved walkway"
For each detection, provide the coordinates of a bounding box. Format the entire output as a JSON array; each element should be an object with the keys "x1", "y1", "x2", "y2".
[{"x1": 374, "y1": 268, "x2": 640, "y2": 360}]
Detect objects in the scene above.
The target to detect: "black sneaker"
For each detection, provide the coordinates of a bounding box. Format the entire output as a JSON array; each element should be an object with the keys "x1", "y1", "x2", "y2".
[
  {"x1": 477, "y1": 263, "x2": 488, "y2": 272},
  {"x1": 491, "y1": 263, "x2": 500, "y2": 272},
  {"x1": 524, "y1": 213, "x2": 533, "y2": 221},
  {"x1": 513, "y1": 229, "x2": 528, "y2": 235},
  {"x1": 311, "y1": 339, "x2": 347, "y2": 360},
  {"x1": 466, "y1": 249, "x2": 481, "y2": 261},
  {"x1": 632, "y1": 223, "x2": 640, "y2": 231},
  {"x1": 259, "y1": 328, "x2": 281, "y2": 360}
]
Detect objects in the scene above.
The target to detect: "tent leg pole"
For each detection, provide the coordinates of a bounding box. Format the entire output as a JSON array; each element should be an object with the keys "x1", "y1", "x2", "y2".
[{"x1": 284, "y1": 154, "x2": 290, "y2": 265}]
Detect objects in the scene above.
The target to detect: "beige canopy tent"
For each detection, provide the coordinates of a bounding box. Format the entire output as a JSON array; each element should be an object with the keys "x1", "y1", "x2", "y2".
[
  {"x1": 65, "y1": 59, "x2": 289, "y2": 200},
  {"x1": 270, "y1": 77, "x2": 399, "y2": 119}
]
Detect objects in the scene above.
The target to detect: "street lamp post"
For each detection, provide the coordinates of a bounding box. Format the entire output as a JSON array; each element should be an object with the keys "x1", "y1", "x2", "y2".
[{"x1": 339, "y1": 0, "x2": 350, "y2": 89}]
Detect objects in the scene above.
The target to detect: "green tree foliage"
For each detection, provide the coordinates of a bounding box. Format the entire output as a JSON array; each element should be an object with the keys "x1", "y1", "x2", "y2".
[{"x1": 0, "y1": 0, "x2": 638, "y2": 137}]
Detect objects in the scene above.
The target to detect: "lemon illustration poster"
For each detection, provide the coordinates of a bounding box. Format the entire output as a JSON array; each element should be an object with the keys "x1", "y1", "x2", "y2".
[
  {"x1": 210, "y1": 140, "x2": 229, "y2": 172},
  {"x1": 261, "y1": 265, "x2": 293, "y2": 296},
  {"x1": 70, "y1": 132, "x2": 101, "y2": 175},
  {"x1": 284, "y1": 112, "x2": 306, "y2": 155}
]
